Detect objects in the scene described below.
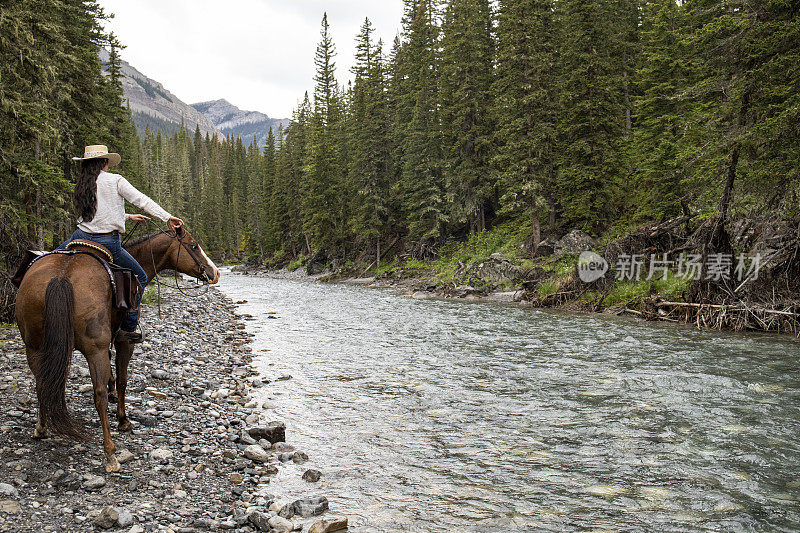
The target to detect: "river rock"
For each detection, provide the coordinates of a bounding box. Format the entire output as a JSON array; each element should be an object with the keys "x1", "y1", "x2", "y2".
[
  {"x1": 239, "y1": 429, "x2": 257, "y2": 445},
  {"x1": 309, "y1": 516, "x2": 349, "y2": 533},
  {"x1": 248, "y1": 510, "x2": 271, "y2": 531},
  {"x1": 247, "y1": 422, "x2": 285, "y2": 444},
  {"x1": 292, "y1": 451, "x2": 309, "y2": 464},
  {"x1": 292, "y1": 496, "x2": 329, "y2": 517},
  {"x1": 0, "y1": 500, "x2": 21, "y2": 514},
  {"x1": 243, "y1": 444, "x2": 270, "y2": 463},
  {"x1": 149, "y1": 448, "x2": 173, "y2": 461},
  {"x1": 278, "y1": 503, "x2": 295, "y2": 519},
  {"x1": 83, "y1": 474, "x2": 107, "y2": 490},
  {"x1": 272, "y1": 442, "x2": 294, "y2": 452},
  {"x1": 261, "y1": 464, "x2": 279, "y2": 476},
  {"x1": 117, "y1": 509, "x2": 134, "y2": 527},
  {"x1": 302, "y1": 469, "x2": 322, "y2": 482},
  {"x1": 0, "y1": 483, "x2": 18, "y2": 499},
  {"x1": 92, "y1": 506, "x2": 119, "y2": 529},
  {"x1": 117, "y1": 449, "x2": 135, "y2": 464},
  {"x1": 268, "y1": 515, "x2": 294, "y2": 532}
]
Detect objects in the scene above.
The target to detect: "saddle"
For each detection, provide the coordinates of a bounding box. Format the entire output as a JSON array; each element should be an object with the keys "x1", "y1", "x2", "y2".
[{"x1": 12, "y1": 240, "x2": 141, "y2": 312}]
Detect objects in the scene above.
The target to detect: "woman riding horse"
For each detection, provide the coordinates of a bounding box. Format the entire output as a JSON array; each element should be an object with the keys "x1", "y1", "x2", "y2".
[
  {"x1": 15, "y1": 144, "x2": 219, "y2": 472},
  {"x1": 61, "y1": 145, "x2": 184, "y2": 343}
]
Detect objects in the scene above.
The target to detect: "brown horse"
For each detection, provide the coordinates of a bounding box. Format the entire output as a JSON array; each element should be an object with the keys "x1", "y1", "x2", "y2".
[{"x1": 14, "y1": 227, "x2": 220, "y2": 472}]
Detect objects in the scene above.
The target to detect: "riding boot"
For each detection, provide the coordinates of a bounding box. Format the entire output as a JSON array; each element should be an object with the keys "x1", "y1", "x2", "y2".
[{"x1": 116, "y1": 329, "x2": 143, "y2": 344}]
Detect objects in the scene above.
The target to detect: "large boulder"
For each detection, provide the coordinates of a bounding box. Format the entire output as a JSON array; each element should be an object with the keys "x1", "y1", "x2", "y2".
[
  {"x1": 247, "y1": 421, "x2": 286, "y2": 444},
  {"x1": 554, "y1": 230, "x2": 595, "y2": 257},
  {"x1": 472, "y1": 253, "x2": 523, "y2": 283},
  {"x1": 306, "y1": 250, "x2": 327, "y2": 275},
  {"x1": 535, "y1": 235, "x2": 558, "y2": 257},
  {"x1": 292, "y1": 496, "x2": 329, "y2": 517}
]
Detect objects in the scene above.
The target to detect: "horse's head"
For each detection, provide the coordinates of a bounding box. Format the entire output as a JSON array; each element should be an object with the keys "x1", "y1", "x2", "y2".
[{"x1": 167, "y1": 227, "x2": 220, "y2": 284}]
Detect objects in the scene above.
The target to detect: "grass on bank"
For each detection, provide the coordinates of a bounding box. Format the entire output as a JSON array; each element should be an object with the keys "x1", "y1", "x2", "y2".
[
  {"x1": 603, "y1": 273, "x2": 692, "y2": 307},
  {"x1": 141, "y1": 285, "x2": 157, "y2": 306}
]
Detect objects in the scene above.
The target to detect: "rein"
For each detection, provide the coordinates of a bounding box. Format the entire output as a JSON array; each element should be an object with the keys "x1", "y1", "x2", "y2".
[{"x1": 125, "y1": 220, "x2": 212, "y2": 318}]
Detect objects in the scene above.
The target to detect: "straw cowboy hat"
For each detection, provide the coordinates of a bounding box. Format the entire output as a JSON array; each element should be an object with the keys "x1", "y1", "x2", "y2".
[{"x1": 72, "y1": 145, "x2": 121, "y2": 167}]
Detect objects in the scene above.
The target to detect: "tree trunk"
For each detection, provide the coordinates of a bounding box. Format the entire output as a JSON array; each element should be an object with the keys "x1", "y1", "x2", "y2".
[
  {"x1": 531, "y1": 202, "x2": 541, "y2": 259},
  {"x1": 719, "y1": 145, "x2": 739, "y2": 226},
  {"x1": 25, "y1": 192, "x2": 35, "y2": 245},
  {"x1": 35, "y1": 188, "x2": 43, "y2": 249}
]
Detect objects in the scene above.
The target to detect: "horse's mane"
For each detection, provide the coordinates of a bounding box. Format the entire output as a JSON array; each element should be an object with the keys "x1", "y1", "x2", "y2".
[{"x1": 124, "y1": 232, "x2": 164, "y2": 248}]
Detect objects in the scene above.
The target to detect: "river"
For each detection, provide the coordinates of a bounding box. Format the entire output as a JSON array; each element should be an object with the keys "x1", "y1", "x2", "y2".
[{"x1": 217, "y1": 271, "x2": 800, "y2": 532}]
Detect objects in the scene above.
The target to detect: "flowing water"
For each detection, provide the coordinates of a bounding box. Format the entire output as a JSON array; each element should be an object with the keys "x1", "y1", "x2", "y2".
[{"x1": 218, "y1": 271, "x2": 800, "y2": 532}]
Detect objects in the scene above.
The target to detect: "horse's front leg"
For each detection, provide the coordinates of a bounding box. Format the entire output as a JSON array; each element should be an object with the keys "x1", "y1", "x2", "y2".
[
  {"x1": 86, "y1": 348, "x2": 120, "y2": 472},
  {"x1": 113, "y1": 339, "x2": 134, "y2": 432}
]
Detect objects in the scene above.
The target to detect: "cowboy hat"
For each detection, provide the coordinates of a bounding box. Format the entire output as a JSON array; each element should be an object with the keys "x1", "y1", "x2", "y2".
[{"x1": 72, "y1": 145, "x2": 121, "y2": 166}]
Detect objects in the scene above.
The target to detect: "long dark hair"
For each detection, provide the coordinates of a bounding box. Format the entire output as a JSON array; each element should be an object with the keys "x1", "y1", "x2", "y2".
[{"x1": 73, "y1": 158, "x2": 107, "y2": 222}]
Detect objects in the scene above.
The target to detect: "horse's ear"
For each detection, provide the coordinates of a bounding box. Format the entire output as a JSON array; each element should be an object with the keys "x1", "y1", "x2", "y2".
[{"x1": 175, "y1": 225, "x2": 185, "y2": 237}]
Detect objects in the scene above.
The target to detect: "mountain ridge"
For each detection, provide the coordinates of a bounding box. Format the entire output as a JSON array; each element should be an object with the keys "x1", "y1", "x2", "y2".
[
  {"x1": 191, "y1": 99, "x2": 287, "y2": 148},
  {"x1": 100, "y1": 48, "x2": 219, "y2": 138},
  {"x1": 100, "y1": 50, "x2": 287, "y2": 146}
]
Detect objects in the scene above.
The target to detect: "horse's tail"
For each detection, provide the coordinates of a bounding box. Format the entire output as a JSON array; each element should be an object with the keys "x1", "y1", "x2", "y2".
[{"x1": 36, "y1": 278, "x2": 85, "y2": 440}]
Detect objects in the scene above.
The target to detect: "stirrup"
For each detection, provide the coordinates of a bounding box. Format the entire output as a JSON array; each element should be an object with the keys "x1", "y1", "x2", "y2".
[{"x1": 117, "y1": 329, "x2": 143, "y2": 344}]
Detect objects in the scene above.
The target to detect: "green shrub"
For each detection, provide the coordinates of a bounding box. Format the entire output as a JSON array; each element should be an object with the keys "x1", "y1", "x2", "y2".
[
  {"x1": 537, "y1": 279, "x2": 560, "y2": 298},
  {"x1": 287, "y1": 255, "x2": 307, "y2": 272}
]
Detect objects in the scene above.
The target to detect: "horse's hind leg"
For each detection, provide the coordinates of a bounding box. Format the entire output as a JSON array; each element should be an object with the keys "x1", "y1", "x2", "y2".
[
  {"x1": 113, "y1": 339, "x2": 134, "y2": 432},
  {"x1": 25, "y1": 347, "x2": 48, "y2": 439},
  {"x1": 107, "y1": 348, "x2": 117, "y2": 403},
  {"x1": 86, "y1": 347, "x2": 120, "y2": 472}
]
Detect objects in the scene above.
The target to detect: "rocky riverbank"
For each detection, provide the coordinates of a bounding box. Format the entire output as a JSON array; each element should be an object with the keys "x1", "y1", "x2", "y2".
[{"x1": 0, "y1": 285, "x2": 347, "y2": 533}]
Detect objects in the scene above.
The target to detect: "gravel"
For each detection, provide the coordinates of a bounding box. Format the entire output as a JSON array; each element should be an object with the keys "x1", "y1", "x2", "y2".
[{"x1": 0, "y1": 285, "x2": 343, "y2": 531}]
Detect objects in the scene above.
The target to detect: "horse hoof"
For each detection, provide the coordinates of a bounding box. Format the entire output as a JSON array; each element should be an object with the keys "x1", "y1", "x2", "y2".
[
  {"x1": 33, "y1": 424, "x2": 49, "y2": 439},
  {"x1": 105, "y1": 456, "x2": 122, "y2": 473},
  {"x1": 118, "y1": 419, "x2": 133, "y2": 432}
]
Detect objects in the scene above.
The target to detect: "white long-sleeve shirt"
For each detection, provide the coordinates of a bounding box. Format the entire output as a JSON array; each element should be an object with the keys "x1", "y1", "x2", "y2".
[{"x1": 77, "y1": 171, "x2": 172, "y2": 234}]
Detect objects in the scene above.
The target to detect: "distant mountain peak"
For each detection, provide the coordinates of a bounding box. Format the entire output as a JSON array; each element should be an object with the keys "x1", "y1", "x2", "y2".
[{"x1": 191, "y1": 100, "x2": 287, "y2": 148}]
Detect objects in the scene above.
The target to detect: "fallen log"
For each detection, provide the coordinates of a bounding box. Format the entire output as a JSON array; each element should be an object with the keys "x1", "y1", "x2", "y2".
[{"x1": 655, "y1": 301, "x2": 800, "y2": 317}]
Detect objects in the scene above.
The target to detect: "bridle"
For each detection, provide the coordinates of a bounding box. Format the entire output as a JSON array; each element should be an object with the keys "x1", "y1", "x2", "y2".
[
  {"x1": 122, "y1": 220, "x2": 213, "y2": 317},
  {"x1": 174, "y1": 229, "x2": 212, "y2": 283}
]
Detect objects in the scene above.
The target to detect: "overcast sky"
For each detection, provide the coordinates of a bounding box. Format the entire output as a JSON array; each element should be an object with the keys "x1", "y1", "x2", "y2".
[{"x1": 97, "y1": 0, "x2": 405, "y2": 119}]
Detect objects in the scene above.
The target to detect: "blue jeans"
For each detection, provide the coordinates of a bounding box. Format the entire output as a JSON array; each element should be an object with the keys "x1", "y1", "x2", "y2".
[{"x1": 58, "y1": 228, "x2": 147, "y2": 332}]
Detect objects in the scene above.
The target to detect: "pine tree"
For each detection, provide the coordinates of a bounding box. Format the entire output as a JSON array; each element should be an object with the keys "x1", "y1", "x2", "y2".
[
  {"x1": 631, "y1": 0, "x2": 688, "y2": 220},
  {"x1": 303, "y1": 13, "x2": 343, "y2": 254},
  {"x1": 398, "y1": 0, "x2": 446, "y2": 252},
  {"x1": 349, "y1": 26, "x2": 393, "y2": 263},
  {"x1": 440, "y1": 0, "x2": 495, "y2": 234},
  {"x1": 556, "y1": 0, "x2": 626, "y2": 227},
  {"x1": 260, "y1": 127, "x2": 277, "y2": 253},
  {"x1": 493, "y1": 0, "x2": 559, "y2": 248}
]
